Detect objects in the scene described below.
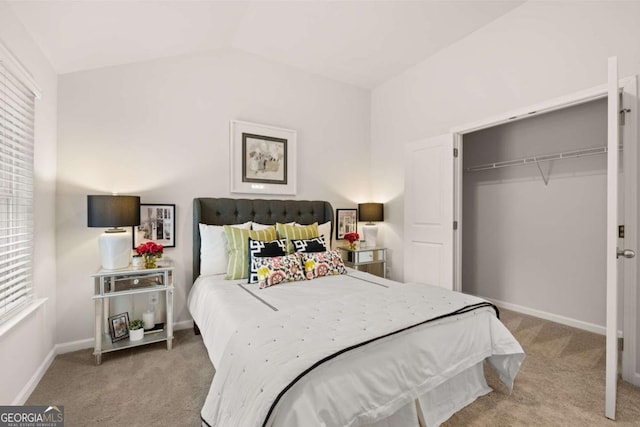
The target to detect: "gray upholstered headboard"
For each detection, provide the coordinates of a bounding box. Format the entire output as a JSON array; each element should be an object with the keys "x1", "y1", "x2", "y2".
[{"x1": 192, "y1": 198, "x2": 334, "y2": 282}]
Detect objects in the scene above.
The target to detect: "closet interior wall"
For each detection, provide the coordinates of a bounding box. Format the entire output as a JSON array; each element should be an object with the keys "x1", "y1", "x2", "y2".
[{"x1": 461, "y1": 98, "x2": 615, "y2": 330}]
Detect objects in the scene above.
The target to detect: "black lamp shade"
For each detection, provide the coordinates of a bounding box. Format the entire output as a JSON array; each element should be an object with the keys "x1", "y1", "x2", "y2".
[
  {"x1": 358, "y1": 203, "x2": 384, "y2": 223},
  {"x1": 87, "y1": 195, "x2": 141, "y2": 228}
]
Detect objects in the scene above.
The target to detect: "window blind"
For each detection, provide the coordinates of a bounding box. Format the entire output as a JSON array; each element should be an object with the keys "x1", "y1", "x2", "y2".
[{"x1": 0, "y1": 59, "x2": 35, "y2": 323}]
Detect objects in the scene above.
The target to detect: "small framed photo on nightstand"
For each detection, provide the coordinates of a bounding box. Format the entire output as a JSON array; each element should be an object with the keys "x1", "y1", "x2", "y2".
[{"x1": 108, "y1": 312, "x2": 130, "y2": 343}]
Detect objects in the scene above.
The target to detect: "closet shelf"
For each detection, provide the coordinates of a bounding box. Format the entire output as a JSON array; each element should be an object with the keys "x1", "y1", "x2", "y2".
[{"x1": 464, "y1": 145, "x2": 621, "y2": 173}]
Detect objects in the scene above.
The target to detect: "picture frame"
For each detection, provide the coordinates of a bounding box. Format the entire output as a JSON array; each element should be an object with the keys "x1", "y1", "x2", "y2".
[
  {"x1": 108, "y1": 312, "x2": 130, "y2": 342},
  {"x1": 242, "y1": 133, "x2": 287, "y2": 185},
  {"x1": 133, "y1": 204, "x2": 176, "y2": 249},
  {"x1": 336, "y1": 209, "x2": 358, "y2": 240},
  {"x1": 230, "y1": 120, "x2": 297, "y2": 195}
]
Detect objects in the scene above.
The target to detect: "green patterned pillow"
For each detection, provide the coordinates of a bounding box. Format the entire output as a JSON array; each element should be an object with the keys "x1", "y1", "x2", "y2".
[
  {"x1": 224, "y1": 225, "x2": 277, "y2": 279},
  {"x1": 276, "y1": 222, "x2": 319, "y2": 254}
]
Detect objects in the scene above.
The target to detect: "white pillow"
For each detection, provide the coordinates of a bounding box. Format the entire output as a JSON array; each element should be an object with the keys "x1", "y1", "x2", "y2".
[
  {"x1": 318, "y1": 221, "x2": 332, "y2": 249},
  {"x1": 296, "y1": 221, "x2": 332, "y2": 250},
  {"x1": 253, "y1": 221, "x2": 294, "y2": 231},
  {"x1": 199, "y1": 221, "x2": 251, "y2": 275}
]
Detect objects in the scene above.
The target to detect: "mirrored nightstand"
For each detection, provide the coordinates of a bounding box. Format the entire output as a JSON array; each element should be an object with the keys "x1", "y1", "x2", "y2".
[
  {"x1": 91, "y1": 263, "x2": 174, "y2": 365},
  {"x1": 337, "y1": 246, "x2": 387, "y2": 278}
]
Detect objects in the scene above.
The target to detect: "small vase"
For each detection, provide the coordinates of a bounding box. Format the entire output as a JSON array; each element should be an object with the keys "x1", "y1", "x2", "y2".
[
  {"x1": 130, "y1": 328, "x2": 144, "y2": 341},
  {"x1": 132, "y1": 256, "x2": 143, "y2": 268},
  {"x1": 348, "y1": 242, "x2": 357, "y2": 250},
  {"x1": 144, "y1": 255, "x2": 157, "y2": 269}
]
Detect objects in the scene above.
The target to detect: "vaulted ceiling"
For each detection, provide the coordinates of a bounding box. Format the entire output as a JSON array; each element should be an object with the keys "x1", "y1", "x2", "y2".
[{"x1": 9, "y1": 1, "x2": 523, "y2": 89}]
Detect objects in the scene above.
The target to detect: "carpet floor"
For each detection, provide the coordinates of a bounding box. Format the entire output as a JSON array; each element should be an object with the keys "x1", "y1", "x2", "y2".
[{"x1": 26, "y1": 309, "x2": 640, "y2": 426}]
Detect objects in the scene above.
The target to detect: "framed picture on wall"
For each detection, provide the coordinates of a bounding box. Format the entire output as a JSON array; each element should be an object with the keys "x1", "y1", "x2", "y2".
[
  {"x1": 242, "y1": 133, "x2": 287, "y2": 185},
  {"x1": 132, "y1": 204, "x2": 176, "y2": 248},
  {"x1": 230, "y1": 120, "x2": 297, "y2": 195},
  {"x1": 336, "y1": 209, "x2": 358, "y2": 240}
]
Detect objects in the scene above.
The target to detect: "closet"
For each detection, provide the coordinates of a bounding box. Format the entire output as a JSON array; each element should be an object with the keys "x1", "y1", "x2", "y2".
[
  {"x1": 404, "y1": 64, "x2": 637, "y2": 419},
  {"x1": 461, "y1": 98, "x2": 611, "y2": 330}
]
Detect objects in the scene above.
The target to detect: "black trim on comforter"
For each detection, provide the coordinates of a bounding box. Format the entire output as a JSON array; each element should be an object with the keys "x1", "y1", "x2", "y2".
[{"x1": 200, "y1": 302, "x2": 499, "y2": 427}]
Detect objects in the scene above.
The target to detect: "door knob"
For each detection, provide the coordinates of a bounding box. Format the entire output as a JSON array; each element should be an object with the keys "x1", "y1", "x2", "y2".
[{"x1": 617, "y1": 248, "x2": 636, "y2": 259}]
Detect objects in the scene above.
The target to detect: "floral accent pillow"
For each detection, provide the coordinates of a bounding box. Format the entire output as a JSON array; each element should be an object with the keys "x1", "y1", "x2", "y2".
[
  {"x1": 255, "y1": 254, "x2": 306, "y2": 289},
  {"x1": 300, "y1": 250, "x2": 347, "y2": 280},
  {"x1": 247, "y1": 238, "x2": 287, "y2": 284}
]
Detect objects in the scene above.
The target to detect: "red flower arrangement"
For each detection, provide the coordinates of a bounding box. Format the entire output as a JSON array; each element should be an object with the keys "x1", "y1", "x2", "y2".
[
  {"x1": 135, "y1": 241, "x2": 163, "y2": 268},
  {"x1": 344, "y1": 232, "x2": 359, "y2": 244},
  {"x1": 135, "y1": 241, "x2": 164, "y2": 256}
]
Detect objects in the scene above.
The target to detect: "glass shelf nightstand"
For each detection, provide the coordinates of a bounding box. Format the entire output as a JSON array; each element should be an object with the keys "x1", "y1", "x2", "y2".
[
  {"x1": 337, "y1": 246, "x2": 387, "y2": 278},
  {"x1": 91, "y1": 262, "x2": 174, "y2": 365}
]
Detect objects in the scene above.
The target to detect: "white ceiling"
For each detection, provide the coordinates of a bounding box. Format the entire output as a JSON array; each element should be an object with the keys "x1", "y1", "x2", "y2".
[{"x1": 8, "y1": 1, "x2": 524, "y2": 89}]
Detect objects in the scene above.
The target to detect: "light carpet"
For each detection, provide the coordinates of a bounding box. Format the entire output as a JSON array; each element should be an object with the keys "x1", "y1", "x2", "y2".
[{"x1": 26, "y1": 309, "x2": 640, "y2": 426}]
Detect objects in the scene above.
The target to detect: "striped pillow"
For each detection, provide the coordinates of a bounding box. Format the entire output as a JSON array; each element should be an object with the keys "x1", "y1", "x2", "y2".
[
  {"x1": 224, "y1": 225, "x2": 277, "y2": 279},
  {"x1": 276, "y1": 222, "x2": 319, "y2": 254}
]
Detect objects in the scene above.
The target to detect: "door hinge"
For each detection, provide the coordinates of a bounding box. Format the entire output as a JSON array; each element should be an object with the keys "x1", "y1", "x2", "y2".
[
  {"x1": 453, "y1": 221, "x2": 458, "y2": 230},
  {"x1": 619, "y1": 337, "x2": 624, "y2": 352},
  {"x1": 453, "y1": 148, "x2": 459, "y2": 158}
]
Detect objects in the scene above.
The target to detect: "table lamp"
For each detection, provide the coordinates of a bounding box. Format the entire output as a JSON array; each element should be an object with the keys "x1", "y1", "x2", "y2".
[
  {"x1": 358, "y1": 203, "x2": 384, "y2": 248},
  {"x1": 88, "y1": 195, "x2": 140, "y2": 270}
]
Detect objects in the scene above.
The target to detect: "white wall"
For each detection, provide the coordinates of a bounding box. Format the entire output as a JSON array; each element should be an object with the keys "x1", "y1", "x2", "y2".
[
  {"x1": 371, "y1": 1, "x2": 640, "y2": 380},
  {"x1": 462, "y1": 99, "x2": 608, "y2": 328},
  {"x1": 371, "y1": 1, "x2": 640, "y2": 280},
  {"x1": 0, "y1": 2, "x2": 58, "y2": 404},
  {"x1": 56, "y1": 48, "x2": 371, "y2": 345}
]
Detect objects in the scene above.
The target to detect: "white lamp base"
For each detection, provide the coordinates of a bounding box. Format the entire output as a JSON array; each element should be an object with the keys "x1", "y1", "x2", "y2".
[
  {"x1": 99, "y1": 230, "x2": 132, "y2": 270},
  {"x1": 362, "y1": 224, "x2": 378, "y2": 248}
]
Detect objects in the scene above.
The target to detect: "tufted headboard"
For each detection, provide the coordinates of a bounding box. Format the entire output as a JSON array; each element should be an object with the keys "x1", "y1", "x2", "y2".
[{"x1": 193, "y1": 198, "x2": 333, "y2": 283}]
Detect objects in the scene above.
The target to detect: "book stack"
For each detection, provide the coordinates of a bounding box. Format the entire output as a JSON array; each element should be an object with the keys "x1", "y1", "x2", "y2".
[{"x1": 144, "y1": 322, "x2": 164, "y2": 335}]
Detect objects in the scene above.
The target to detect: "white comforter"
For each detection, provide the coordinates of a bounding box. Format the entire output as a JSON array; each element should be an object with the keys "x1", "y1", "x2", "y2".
[
  {"x1": 189, "y1": 269, "x2": 403, "y2": 367},
  {"x1": 193, "y1": 277, "x2": 524, "y2": 427}
]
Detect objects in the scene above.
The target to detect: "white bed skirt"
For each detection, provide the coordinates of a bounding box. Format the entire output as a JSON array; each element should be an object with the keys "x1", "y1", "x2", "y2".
[{"x1": 363, "y1": 362, "x2": 490, "y2": 427}]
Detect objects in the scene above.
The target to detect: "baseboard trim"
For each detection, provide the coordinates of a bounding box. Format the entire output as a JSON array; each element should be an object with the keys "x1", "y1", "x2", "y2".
[
  {"x1": 12, "y1": 347, "x2": 56, "y2": 405},
  {"x1": 624, "y1": 371, "x2": 640, "y2": 387},
  {"x1": 55, "y1": 320, "x2": 194, "y2": 355},
  {"x1": 56, "y1": 338, "x2": 94, "y2": 354},
  {"x1": 488, "y1": 298, "x2": 623, "y2": 337},
  {"x1": 173, "y1": 320, "x2": 193, "y2": 331},
  {"x1": 634, "y1": 373, "x2": 640, "y2": 387}
]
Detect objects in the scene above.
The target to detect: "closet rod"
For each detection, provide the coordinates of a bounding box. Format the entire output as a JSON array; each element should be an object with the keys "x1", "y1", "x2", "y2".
[{"x1": 464, "y1": 145, "x2": 621, "y2": 173}]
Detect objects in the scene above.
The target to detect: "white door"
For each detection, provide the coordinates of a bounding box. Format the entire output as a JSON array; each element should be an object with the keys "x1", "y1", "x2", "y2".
[
  {"x1": 605, "y1": 56, "x2": 636, "y2": 420},
  {"x1": 404, "y1": 134, "x2": 454, "y2": 289},
  {"x1": 605, "y1": 55, "x2": 620, "y2": 421}
]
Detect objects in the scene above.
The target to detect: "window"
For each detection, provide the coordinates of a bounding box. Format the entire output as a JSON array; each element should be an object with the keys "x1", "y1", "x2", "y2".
[{"x1": 0, "y1": 57, "x2": 36, "y2": 323}]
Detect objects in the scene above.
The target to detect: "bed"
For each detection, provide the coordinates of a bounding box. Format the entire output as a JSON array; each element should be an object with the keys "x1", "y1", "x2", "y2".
[{"x1": 188, "y1": 197, "x2": 524, "y2": 427}]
